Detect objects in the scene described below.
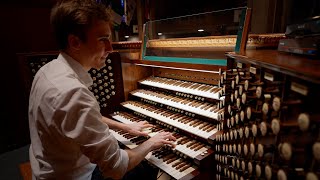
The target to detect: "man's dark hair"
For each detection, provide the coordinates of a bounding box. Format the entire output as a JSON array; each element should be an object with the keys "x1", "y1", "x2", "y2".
[{"x1": 50, "y1": 0, "x2": 111, "y2": 50}]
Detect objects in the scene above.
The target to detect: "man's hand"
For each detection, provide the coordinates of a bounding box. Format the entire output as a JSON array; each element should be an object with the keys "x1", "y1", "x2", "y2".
[
  {"x1": 126, "y1": 121, "x2": 153, "y2": 136},
  {"x1": 147, "y1": 131, "x2": 176, "y2": 150},
  {"x1": 124, "y1": 131, "x2": 176, "y2": 172}
]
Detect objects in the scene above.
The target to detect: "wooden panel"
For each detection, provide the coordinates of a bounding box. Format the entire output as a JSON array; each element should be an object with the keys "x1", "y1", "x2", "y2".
[
  {"x1": 112, "y1": 41, "x2": 142, "y2": 62},
  {"x1": 227, "y1": 50, "x2": 320, "y2": 83},
  {"x1": 121, "y1": 62, "x2": 153, "y2": 100},
  {"x1": 19, "y1": 162, "x2": 32, "y2": 180},
  {"x1": 153, "y1": 68, "x2": 221, "y2": 85}
]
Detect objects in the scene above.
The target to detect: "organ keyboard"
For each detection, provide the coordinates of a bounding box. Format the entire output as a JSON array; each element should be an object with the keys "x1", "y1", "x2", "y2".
[
  {"x1": 111, "y1": 111, "x2": 212, "y2": 159},
  {"x1": 110, "y1": 127, "x2": 200, "y2": 180},
  {"x1": 109, "y1": 111, "x2": 205, "y2": 179},
  {"x1": 130, "y1": 89, "x2": 222, "y2": 120},
  {"x1": 121, "y1": 101, "x2": 218, "y2": 140},
  {"x1": 139, "y1": 76, "x2": 223, "y2": 100}
]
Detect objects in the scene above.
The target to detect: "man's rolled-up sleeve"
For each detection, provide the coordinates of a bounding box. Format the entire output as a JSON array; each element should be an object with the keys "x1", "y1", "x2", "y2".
[{"x1": 51, "y1": 86, "x2": 129, "y2": 179}]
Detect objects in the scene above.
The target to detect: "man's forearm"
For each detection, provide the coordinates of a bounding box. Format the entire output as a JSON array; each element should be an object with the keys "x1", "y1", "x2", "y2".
[
  {"x1": 101, "y1": 116, "x2": 127, "y2": 130},
  {"x1": 125, "y1": 140, "x2": 154, "y2": 171}
]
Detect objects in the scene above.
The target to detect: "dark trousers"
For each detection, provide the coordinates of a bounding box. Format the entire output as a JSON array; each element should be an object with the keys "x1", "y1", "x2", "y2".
[{"x1": 91, "y1": 161, "x2": 158, "y2": 180}]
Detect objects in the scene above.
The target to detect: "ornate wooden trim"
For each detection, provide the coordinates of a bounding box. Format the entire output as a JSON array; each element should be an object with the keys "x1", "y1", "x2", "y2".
[
  {"x1": 112, "y1": 41, "x2": 142, "y2": 49},
  {"x1": 146, "y1": 34, "x2": 285, "y2": 49},
  {"x1": 111, "y1": 33, "x2": 285, "y2": 52}
]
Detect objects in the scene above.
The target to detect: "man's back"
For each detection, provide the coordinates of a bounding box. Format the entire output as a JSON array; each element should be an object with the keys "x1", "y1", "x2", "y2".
[{"x1": 28, "y1": 53, "x2": 98, "y2": 179}]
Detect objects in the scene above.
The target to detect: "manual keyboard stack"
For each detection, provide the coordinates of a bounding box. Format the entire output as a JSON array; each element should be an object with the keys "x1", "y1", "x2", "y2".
[{"x1": 110, "y1": 76, "x2": 225, "y2": 180}]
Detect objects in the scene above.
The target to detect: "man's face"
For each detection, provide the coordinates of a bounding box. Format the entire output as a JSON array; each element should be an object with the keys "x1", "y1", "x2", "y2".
[{"x1": 80, "y1": 20, "x2": 112, "y2": 70}]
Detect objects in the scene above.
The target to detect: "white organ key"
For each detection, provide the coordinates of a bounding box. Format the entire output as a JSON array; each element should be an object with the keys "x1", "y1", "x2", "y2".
[{"x1": 112, "y1": 114, "x2": 134, "y2": 124}]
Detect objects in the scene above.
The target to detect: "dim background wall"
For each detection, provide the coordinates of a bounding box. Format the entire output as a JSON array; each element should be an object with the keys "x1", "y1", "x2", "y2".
[{"x1": 0, "y1": 3, "x2": 57, "y2": 154}]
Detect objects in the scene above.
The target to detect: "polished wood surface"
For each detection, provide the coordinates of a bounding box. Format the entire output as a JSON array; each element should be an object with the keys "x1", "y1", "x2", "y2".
[
  {"x1": 227, "y1": 50, "x2": 320, "y2": 83},
  {"x1": 239, "y1": 8, "x2": 251, "y2": 55},
  {"x1": 112, "y1": 41, "x2": 142, "y2": 49},
  {"x1": 153, "y1": 68, "x2": 221, "y2": 85},
  {"x1": 121, "y1": 62, "x2": 153, "y2": 100},
  {"x1": 19, "y1": 162, "x2": 32, "y2": 180}
]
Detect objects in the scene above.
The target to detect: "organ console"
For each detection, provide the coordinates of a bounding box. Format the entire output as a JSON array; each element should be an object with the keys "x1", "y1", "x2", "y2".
[{"x1": 17, "y1": 6, "x2": 320, "y2": 180}]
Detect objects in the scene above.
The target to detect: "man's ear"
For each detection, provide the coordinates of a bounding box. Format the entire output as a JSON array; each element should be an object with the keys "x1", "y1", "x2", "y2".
[{"x1": 68, "y1": 34, "x2": 81, "y2": 50}]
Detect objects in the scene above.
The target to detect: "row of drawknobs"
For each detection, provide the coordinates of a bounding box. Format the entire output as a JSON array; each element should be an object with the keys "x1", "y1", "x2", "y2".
[{"x1": 215, "y1": 64, "x2": 320, "y2": 180}]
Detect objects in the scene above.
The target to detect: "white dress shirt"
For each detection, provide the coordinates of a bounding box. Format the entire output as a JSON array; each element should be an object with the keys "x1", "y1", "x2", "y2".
[{"x1": 29, "y1": 52, "x2": 128, "y2": 180}]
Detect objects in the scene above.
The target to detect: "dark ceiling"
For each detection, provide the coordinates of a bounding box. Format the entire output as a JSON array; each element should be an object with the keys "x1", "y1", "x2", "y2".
[{"x1": 152, "y1": 0, "x2": 247, "y2": 20}]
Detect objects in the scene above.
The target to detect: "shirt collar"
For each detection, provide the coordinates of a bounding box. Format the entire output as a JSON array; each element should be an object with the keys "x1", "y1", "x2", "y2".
[{"x1": 58, "y1": 52, "x2": 93, "y2": 87}]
